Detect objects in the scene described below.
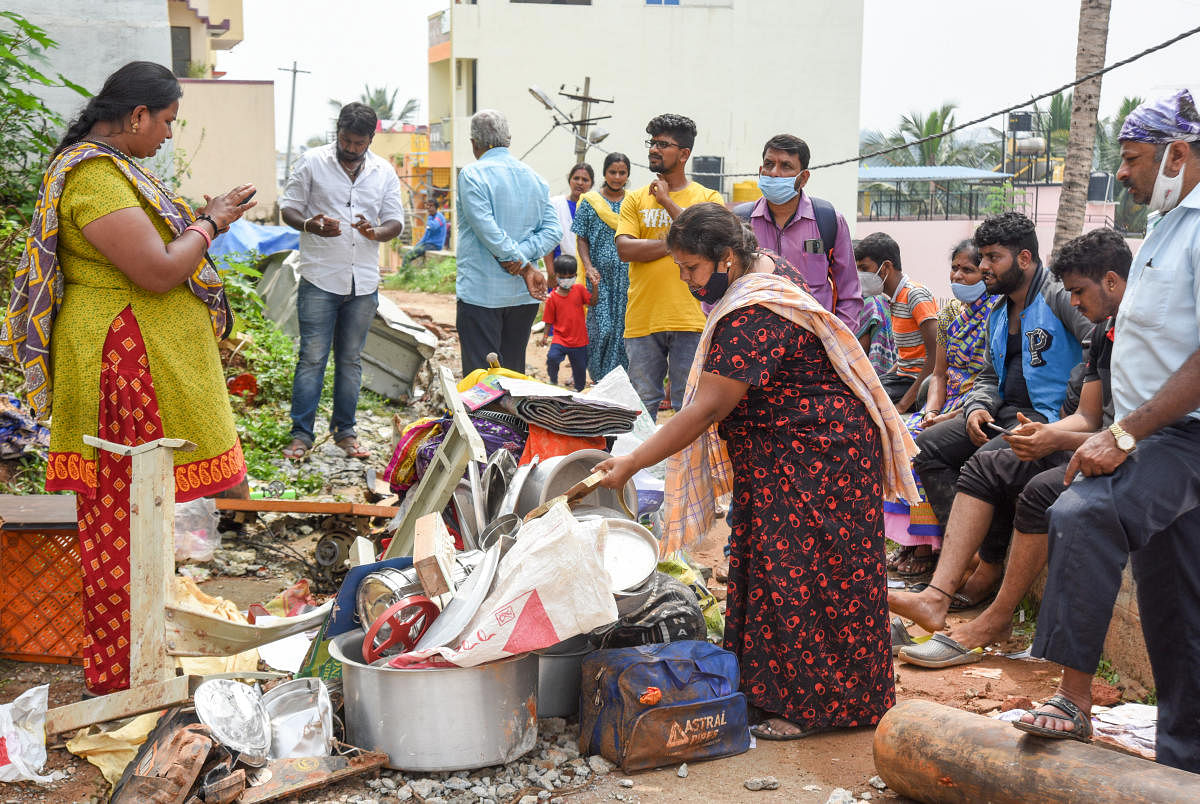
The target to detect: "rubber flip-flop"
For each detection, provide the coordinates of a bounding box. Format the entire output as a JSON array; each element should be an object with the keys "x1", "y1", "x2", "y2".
[
  {"x1": 282, "y1": 439, "x2": 309, "y2": 461},
  {"x1": 948, "y1": 588, "x2": 997, "y2": 612},
  {"x1": 897, "y1": 633, "x2": 983, "y2": 668},
  {"x1": 336, "y1": 438, "x2": 371, "y2": 459},
  {"x1": 1012, "y1": 694, "x2": 1093, "y2": 743}
]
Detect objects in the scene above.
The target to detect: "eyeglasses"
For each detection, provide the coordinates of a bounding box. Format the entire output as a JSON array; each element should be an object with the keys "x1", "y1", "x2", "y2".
[{"x1": 645, "y1": 139, "x2": 680, "y2": 150}]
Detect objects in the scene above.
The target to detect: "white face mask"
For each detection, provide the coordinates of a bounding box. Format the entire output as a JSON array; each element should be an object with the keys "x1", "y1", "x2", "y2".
[
  {"x1": 557, "y1": 277, "x2": 575, "y2": 289},
  {"x1": 1148, "y1": 145, "x2": 1187, "y2": 214},
  {"x1": 857, "y1": 270, "x2": 885, "y2": 298}
]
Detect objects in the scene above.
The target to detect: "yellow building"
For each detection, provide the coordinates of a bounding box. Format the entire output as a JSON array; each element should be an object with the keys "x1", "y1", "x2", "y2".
[{"x1": 166, "y1": 0, "x2": 277, "y2": 221}]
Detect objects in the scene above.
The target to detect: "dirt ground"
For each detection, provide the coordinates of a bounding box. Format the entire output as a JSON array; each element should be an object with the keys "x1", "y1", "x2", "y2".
[{"x1": 0, "y1": 290, "x2": 1126, "y2": 803}]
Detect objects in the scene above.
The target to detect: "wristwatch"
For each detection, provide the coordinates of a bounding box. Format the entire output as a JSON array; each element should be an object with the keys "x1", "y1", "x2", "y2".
[{"x1": 1108, "y1": 422, "x2": 1136, "y2": 453}]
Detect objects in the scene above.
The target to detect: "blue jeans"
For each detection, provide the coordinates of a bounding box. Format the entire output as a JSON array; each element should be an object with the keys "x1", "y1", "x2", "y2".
[
  {"x1": 624, "y1": 330, "x2": 702, "y2": 421},
  {"x1": 289, "y1": 278, "x2": 378, "y2": 446}
]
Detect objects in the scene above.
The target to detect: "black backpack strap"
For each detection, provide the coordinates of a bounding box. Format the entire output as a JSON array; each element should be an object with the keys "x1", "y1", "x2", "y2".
[{"x1": 809, "y1": 196, "x2": 838, "y2": 267}]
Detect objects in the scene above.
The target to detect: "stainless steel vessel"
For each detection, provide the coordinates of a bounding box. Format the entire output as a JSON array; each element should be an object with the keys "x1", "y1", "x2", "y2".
[{"x1": 329, "y1": 630, "x2": 538, "y2": 771}]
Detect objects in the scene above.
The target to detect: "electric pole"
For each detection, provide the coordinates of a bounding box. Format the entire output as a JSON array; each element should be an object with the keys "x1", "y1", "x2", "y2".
[
  {"x1": 279, "y1": 61, "x2": 311, "y2": 179},
  {"x1": 557, "y1": 78, "x2": 612, "y2": 165}
]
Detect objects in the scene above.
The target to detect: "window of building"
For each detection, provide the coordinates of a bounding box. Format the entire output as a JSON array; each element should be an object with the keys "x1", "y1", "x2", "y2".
[
  {"x1": 511, "y1": 0, "x2": 591, "y2": 5},
  {"x1": 647, "y1": 0, "x2": 734, "y2": 6},
  {"x1": 691, "y1": 155, "x2": 724, "y2": 193},
  {"x1": 170, "y1": 26, "x2": 191, "y2": 77}
]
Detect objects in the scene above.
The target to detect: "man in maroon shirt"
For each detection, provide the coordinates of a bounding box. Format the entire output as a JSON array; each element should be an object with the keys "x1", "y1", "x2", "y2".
[{"x1": 746, "y1": 134, "x2": 862, "y2": 330}]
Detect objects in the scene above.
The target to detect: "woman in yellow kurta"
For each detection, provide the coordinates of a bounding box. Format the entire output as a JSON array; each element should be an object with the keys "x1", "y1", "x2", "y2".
[{"x1": 1, "y1": 61, "x2": 255, "y2": 694}]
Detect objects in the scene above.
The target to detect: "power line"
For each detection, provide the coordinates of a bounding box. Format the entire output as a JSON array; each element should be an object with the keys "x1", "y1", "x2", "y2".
[{"x1": 558, "y1": 22, "x2": 1200, "y2": 180}]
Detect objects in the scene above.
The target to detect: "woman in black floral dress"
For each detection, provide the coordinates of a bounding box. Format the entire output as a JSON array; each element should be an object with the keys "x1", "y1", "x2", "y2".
[{"x1": 599, "y1": 203, "x2": 916, "y2": 739}]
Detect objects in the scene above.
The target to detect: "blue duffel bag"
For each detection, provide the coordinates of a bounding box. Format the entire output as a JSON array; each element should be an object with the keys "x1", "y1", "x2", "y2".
[{"x1": 578, "y1": 640, "x2": 750, "y2": 772}]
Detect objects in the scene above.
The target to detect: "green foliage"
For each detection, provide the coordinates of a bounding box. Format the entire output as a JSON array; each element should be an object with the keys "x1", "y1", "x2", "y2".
[
  {"x1": 0, "y1": 12, "x2": 89, "y2": 215},
  {"x1": 861, "y1": 104, "x2": 987, "y2": 168},
  {"x1": 383, "y1": 255, "x2": 456, "y2": 295},
  {"x1": 329, "y1": 85, "x2": 420, "y2": 125},
  {"x1": 1095, "y1": 657, "x2": 1121, "y2": 686},
  {"x1": 1094, "y1": 96, "x2": 1148, "y2": 235}
]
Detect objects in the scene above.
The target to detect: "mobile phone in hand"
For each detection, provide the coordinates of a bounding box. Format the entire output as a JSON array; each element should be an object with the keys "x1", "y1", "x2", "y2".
[
  {"x1": 239, "y1": 189, "x2": 256, "y2": 206},
  {"x1": 984, "y1": 421, "x2": 1014, "y2": 436}
]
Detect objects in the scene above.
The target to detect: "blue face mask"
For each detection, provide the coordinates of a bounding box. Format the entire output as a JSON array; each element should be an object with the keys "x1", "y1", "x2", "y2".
[
  {"x1": 689, "y1": 270, "x2": 730, "y2": 302},
  {"x1": 951, "y1": 280, "x2": 987, "y2": 303},
  {"x1": 757, "y1": 174, "x2": 799, "y2": 205}
]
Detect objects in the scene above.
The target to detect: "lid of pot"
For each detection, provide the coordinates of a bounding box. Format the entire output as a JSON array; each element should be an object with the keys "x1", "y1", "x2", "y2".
[{"x1": 194, "y1": 678, "x2": 271, "y2": 764}]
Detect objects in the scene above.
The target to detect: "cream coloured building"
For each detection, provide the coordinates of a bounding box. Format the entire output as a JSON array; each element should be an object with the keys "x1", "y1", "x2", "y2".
[{"x1": 444, "y1": 0, "x2": 864, "y2": 221}]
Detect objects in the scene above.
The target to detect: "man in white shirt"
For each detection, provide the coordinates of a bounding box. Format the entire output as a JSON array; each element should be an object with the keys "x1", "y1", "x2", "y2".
[
  {"x1": 279, "y1": 103, "x2": 404, "y2": 460},
  {"x1": 1015, "y1": 89, "x2": 1200, "y2": 773}
]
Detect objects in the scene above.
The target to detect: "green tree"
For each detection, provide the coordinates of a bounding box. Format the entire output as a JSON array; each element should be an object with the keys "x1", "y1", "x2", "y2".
[
  {"x1": 0, "y1": 11, "x2": 88, "y2": 215},
  {"x1": 860, "y1": 104, "x2": 984, "y2": 167},
  {"x1": 1033, "y1": 90, "x2": 1072, "y2": 157},
  {"x1": 329, "y1": 85, "x2": 420, "y2": 124},
  {"x1": 1095, "y1": 96, "x2": 1147, "y2": 235}
]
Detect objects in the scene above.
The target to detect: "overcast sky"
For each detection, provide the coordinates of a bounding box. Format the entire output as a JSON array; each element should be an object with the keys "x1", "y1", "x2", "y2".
[{"x1": 217, "y1": 0, "x2": 1200, "y2": 158}]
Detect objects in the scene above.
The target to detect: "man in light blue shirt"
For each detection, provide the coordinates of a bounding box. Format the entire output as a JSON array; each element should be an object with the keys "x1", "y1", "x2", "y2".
[
  {"x1": 1016, "y1": 90, "x2": 1200, "y2": 773},
  {"x1": 456, "y1": 109, "x2": 560, "y2": 374}
]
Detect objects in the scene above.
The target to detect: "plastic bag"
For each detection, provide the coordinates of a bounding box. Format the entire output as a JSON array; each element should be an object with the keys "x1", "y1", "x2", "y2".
[
  {"x1": 0, "y1": 683, "x2": 52, "y2": 783},
  {"x1": 398, "y1": 503, "x2": 619, "y2": 667},
  {"x1": 174, "y1": 497, "x2": 220, "y2": 562}
]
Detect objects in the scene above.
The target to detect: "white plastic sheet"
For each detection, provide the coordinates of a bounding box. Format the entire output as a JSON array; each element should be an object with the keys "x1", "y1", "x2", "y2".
[
  {"x1": 403, "y1": 503, "x2": 618, "y2": 667},
  {"x1": 0, "y1": 684, "x2": 52, "y2": 783}
]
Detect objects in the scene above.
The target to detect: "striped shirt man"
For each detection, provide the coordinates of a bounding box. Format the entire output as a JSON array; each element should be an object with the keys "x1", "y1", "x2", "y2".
[{"x1": 890, "y1": 276, "x2": 938, "y2": 375}]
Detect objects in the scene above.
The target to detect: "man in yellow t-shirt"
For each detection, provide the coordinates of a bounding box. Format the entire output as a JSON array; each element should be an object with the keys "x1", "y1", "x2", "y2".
[{"x1": 616, "y1": 113, "x2": 723, "y2": 419}]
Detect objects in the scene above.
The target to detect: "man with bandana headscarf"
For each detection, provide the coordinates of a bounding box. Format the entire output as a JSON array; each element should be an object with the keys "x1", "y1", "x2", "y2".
[{"x1": 1015, "y1": 89, "x2": 1200, "y2": 772}]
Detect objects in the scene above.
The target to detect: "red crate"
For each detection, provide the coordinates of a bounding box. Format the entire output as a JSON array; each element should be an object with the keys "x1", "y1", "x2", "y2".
[{"x1": 0, "y1": 528, "x2": 84, "y2": 664}]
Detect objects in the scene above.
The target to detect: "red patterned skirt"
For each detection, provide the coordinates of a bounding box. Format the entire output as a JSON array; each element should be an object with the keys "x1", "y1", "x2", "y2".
[{"x1": 55, "y1": 307, "x2": 245, "y2": 694}]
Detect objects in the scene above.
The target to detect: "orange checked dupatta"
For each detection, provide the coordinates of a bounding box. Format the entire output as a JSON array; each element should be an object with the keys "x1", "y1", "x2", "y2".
[
  {"x1": 661, "y1": 271, "x2": 920, "y2": 557},
  {"x1": 0, "y1": 140, "x2": 231, "y2": 419}
]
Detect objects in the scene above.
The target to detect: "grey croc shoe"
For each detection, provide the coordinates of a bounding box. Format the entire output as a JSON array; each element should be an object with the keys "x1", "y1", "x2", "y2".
[
  {"x1": 890, "y1": 616, "x2": 918, "y2": 656},
  {"x1": 897, "y1": 633, "x2": 983, "y2": 668}
]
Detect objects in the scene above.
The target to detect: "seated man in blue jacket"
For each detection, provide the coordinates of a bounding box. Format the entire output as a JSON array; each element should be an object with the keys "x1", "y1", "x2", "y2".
[
  {"x1": 403, "y1": 198, "x2": 448, "y2": 268},
  {"x1": 911, "y1": 212, "x2": 1092, "y2": 575}
]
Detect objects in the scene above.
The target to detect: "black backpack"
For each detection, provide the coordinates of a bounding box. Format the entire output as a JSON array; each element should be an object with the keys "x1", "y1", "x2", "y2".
[{"x1": 733, "y1": 195, "x2": 842, "y2": 304}]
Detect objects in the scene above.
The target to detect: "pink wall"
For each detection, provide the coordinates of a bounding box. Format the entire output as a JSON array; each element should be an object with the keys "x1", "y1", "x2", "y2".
[{"x1": 857, "y1": 194, "x2": 1132, "y2": 302}]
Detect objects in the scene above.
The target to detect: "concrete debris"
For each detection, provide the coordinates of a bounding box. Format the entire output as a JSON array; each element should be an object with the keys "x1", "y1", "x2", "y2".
[
  {"x1": 867, "y1": 775, "x2": 887, "y2": 790},
  {"x1": 825, "y1": 788, "x2": 857, "y2": 804},
  {"x1": 744, "y1": 776, "x2": 780, "y2": 791},
  {"x1": 588, "y1": 755, "x2": 616, "y2": 775},
  {"x1": 676, "y1": 763, "x2": 688, "y2": 778},
  {"x1": 619, "y1": 779, "x2": 634, "y2": 788}
]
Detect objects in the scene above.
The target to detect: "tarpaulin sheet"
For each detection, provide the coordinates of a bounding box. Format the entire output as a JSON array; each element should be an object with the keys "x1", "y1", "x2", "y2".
[{"x1": 208, "y1": 218, "x2": 299, "y2": 259}]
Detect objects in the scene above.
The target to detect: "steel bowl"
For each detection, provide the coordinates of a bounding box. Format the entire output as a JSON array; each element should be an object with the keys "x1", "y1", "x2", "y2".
[
  {"x1": 329, "y1": 630, "x2": 538, "y2": 771},
  {"x1": 537, "y1": 449, "x2": 637, "y2": 519}
]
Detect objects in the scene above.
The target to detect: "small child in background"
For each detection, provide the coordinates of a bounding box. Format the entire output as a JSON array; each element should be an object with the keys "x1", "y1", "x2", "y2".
[{"x1": 540, "y1": 255, "x2": 591, "y2": 391}]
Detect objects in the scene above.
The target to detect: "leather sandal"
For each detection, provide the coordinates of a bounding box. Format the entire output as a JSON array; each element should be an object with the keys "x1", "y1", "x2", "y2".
[
  {"x1": 1013, "y1": 693, "x2": 1093, "y2": 742},
  {"x1": 336, "y1": 437, "x2": 371, "y2": 459},
  {"x1": 282, "y1": 439, "x2": 309, "y2": 460}
]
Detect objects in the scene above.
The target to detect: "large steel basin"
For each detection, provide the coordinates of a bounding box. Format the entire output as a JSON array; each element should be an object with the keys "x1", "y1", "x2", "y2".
[{"x1": 329, "y1": 630, "x2": 538, "y2": 771}]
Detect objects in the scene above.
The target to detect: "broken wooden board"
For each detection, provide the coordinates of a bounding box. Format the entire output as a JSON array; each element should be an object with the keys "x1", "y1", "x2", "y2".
[
  {"x1": 383, "y1": 366, "x2": 486, "y2": 558},
  {"x1": 239, "y1": 745, "x2": 389, "y2": 803},
  {"x1": 45, "y1": 675, "x2": 192, "y2": 736},
  {"x1": 412, "y1": 512, "x2": 456, "y2": 598},
  {"x1": 214, "y1": 499, "x2": 398, "y2": 518}
]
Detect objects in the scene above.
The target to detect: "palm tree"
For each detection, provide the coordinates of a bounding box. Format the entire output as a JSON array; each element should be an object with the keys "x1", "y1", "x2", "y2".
[
  {"x1": 1094, "y1": 96, "x2": 1147, "y2": 234},
  {"x1": 328, "y1": 86, "x2": 421, "y2": 125},
  {"x1": 860, "y1": 104, "x2": 983, "y2": 167},
  {"x1": 1052, "y1": 0, "x2": 1112, "y2": 258},
  {"x1": 1034, "y1": 91, "x2": 1072, "y2": 157}
]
